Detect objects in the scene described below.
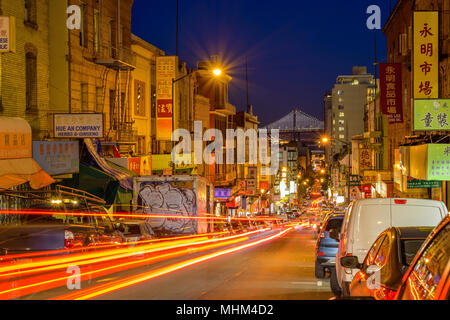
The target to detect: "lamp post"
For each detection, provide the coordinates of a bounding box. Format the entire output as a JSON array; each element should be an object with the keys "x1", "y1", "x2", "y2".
[
  {"x1": 171, "y1": 67, "x2": 223, "y2": 172},
  {"x1": 322, "y1": 137, "x2": 352, "y2": 204}
]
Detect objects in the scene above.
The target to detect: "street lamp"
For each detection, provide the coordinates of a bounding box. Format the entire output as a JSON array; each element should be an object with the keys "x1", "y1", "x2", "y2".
[
  {"x1": 321, "y1": 136, "x2": 352, "y2": 203},
  {"x1": 171, "y1": 67, "x2": 223, "y2": 171}
]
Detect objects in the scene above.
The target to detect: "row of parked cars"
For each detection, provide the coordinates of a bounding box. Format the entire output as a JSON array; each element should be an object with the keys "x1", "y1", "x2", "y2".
[{"x1": 315, "y1": 198, "x2": 450, "y2": 300}]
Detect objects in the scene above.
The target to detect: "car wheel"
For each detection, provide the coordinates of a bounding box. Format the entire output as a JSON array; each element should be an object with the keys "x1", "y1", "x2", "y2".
[
  {"x1": 315, "y1": 260, "x2": 325, "y2": 278},
  {"x1": 330, "y1": 267, "x2": 342, "y2": 297}
]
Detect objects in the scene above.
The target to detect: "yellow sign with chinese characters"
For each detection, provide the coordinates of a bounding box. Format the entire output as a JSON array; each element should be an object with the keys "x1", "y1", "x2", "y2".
[{"x1": 413, "y1": 11, "x2": 438, "y2": 99}]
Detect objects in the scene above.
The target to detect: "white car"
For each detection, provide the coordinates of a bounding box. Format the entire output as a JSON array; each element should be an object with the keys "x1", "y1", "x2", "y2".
[{"x1": 331, "y1": 198, "x2": 448, "y2": 297}]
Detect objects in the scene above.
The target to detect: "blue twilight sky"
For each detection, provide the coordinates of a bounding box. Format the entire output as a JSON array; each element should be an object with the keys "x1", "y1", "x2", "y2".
[{"x1": 132, "y1": 0, "x2": 395, "y2": 125}]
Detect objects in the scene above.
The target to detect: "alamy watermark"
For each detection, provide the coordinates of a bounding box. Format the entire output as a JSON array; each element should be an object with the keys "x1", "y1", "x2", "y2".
[{"x1": 171, "y1": 121, "x2": 279, "y2": 175}]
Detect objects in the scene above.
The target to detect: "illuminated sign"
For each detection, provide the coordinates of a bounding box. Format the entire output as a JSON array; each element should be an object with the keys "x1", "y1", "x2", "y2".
[
  {"x1": 413, "y1": 11, "x2": 438, "y2": 99},
  {"x1": 379, "y1": 63, "x2": 403, "y2": 123},
  {"x1": 156, "y1": 56, "x2": 177, "y2": 140},
  {"x1": 413, "y1": 99, "x2": 450, "y2": 131}
]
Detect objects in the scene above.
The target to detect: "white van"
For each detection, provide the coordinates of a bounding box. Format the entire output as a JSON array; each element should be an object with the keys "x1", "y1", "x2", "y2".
[{"x1": 332, "y1": 198, "x2": 448, "y2": 296}]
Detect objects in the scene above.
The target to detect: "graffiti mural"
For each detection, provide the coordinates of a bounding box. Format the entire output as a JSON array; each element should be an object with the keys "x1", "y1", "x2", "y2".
[{"x1": 136, "y1": 182, "x2": 197, "y2": 234}]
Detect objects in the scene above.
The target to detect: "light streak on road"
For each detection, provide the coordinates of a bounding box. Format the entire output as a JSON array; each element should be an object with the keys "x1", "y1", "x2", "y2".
[{"x1": 54, "y1": 227, "x2": 293, "y2": 300}]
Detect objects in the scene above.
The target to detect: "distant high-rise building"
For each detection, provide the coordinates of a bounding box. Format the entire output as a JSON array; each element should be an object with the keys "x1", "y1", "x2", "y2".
[{"x1": 330, "y1": 67, "x2": 375, "y2": 157}]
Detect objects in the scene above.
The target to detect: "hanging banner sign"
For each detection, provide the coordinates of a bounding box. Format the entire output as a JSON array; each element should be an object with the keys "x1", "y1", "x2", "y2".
[
  {"x1": 156, "y1": 56, "x2": 177, "y2": 140},
  {"x1": 413, "y1": 11, "x2": 439, "y2": 99},
  {"x1": 379, "y1": 63, "x2": 403, "y2": 123},
  {"x1": 413, "y1": 99, "x2": 450, "y2": 131}
]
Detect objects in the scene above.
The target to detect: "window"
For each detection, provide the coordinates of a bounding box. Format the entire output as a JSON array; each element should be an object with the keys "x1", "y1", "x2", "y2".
[
  {"x1": 365, "y1": 235, "x2": 386, "y2": 268},
  {"x1": 339, "y1": 112, "x2": 345, "y2": 117},
  {"x1": 339, "y1": 134, "x2": 345, "y2": 139},
  {"x1": 401, "y1": 239, "x2": 426, "y2": 266},
  {"x1": 94, "y1": 9, "x2": 100, "y2": 53},
  {"x1": 374, "y1": 235, "x2": 390, "y2": 268},
  {"x1": 338, "y1": 105, "x2": 344, "y2": 110},
  {"x1": 95, "y1": 87, "x2": 103, "y2": 113},
  {"x1": 339, "y1": 127, "x2": 344, "y2": 132},
  {"x1": 26, "y1": 52, "x2": 37, "y2": 112},
  {"x1": 109, "y1": 20, "x2": 117, "y2": 58},
  {"x1": 137, "y1": 136, "x2": 145, "y2": 155},
  {"x1": 24, "y1": 0, "x2": 37, "y2": 25},
  {"x1": 80, "y1": 4, "x2": 88, "y2": 47},
  {"x1": 135, "y1": 80, "x2": 146, "y2": 116},
  {"x1": 110, "y1": 89, "x2": 116, "y2": 129},
  {"x1": 81, "y1": 83, "x2": 88, "y2": 112},
  {"x1": 401, "y1": 223, "x2": 449, "y2": 300},
  {"x1": 338, "y1": 120, "x2": 345, "y2": 125},
  {"x1": 337, "y1": 90, "x2": 344, "y2": 95}
]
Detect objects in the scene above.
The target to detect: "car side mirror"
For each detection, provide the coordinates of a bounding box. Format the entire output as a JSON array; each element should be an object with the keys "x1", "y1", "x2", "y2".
[
  {"x1": 329, "y1": 228, "x2": 340, "y2": 240},
  {"x1": 341, "y1": 255, "x2": 363, "y2": 269}
]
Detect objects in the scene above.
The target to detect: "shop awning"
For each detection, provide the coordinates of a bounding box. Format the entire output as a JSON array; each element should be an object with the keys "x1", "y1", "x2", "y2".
[
  {"x1": 0, "y1": 158, "x2": 55, "y2": 190},
  {"x1": 84, "y1": 139, "x2": 133, "y2": 190},
  {"x1": 77, "y1": 163, "x2": 119, "y2": 205}
]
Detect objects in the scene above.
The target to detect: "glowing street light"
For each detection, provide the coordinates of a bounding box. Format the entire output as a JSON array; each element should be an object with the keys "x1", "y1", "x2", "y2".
[
  {"x1": 322, "y1": 137, "x2": 329, "y2": 143},
  {"x1": 212, "y1": 68, "x2": 222, "y2": 76}
]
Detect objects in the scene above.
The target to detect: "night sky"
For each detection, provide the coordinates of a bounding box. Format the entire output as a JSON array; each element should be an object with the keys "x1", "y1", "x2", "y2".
[{"x1": 132, "y1": 0, "x2": 394, "y2": 126}]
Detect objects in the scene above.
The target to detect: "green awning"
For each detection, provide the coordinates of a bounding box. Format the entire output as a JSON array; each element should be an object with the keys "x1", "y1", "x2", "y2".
[{"x1": 76, "y1": 163, "x2": 119, "y2": 206}]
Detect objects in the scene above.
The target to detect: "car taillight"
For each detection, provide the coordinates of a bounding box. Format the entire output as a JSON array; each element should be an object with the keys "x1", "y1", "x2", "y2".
[
  {"x1": 394, "y1": 199, "x2": 407, "y2": 204},
  {"x1": 318, "y1": 252, "x2": 325, "y2": 256},
  {"x1": 64, "y1": 230, "x2": 75, "y2": 249}
]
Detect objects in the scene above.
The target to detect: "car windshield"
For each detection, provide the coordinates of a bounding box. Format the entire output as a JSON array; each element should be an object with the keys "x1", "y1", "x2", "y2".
[{"x1": 401, "y1": 239, "x2": 427, "y2": 266}]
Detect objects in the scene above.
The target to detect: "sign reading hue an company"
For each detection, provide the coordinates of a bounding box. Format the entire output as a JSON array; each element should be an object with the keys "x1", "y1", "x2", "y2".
[
  {"x1": 407, "y1": 177, "x2": 441, "y2": 189},
  {"x1": 54, "y1": 114, "x2": 104, "y2": 138}
]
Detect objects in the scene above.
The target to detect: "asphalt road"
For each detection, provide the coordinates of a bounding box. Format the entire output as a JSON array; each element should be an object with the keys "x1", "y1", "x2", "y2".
[{"x1": 95, "y1": 227, "x2": 333, "y2": 300}]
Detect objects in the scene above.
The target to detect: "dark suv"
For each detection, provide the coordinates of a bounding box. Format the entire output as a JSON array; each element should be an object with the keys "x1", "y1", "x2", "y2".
[{"x1": 315, "y1": 213, "x2": 344, "y2": 278}]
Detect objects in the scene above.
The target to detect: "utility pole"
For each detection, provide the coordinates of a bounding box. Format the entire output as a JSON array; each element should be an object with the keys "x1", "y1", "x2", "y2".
[
  {"x1": 176, "y1": 0, "x2": 179, "y2": 57},
  {"x1": 246, "y1": 57, "x2": 249, "y2": 112}
]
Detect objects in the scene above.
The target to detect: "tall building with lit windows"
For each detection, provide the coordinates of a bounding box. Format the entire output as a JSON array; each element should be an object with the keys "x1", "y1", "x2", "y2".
[{"x1": 330, "y1": 67, "x2": 375, "y2": 157}]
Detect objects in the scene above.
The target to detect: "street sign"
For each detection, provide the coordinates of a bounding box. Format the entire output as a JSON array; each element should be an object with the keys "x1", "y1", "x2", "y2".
[
  {"x1": 407, "y1": 177, "x2": 441, "y2": 189},
  {"x1": 348, "y1": 175, "x2": 362, "y2": 186}
]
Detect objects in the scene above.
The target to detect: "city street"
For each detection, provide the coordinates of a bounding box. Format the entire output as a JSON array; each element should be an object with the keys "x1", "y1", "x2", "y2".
[
  {"x1": 95, "y1": 228, "x2": 331, "y2": 300},
  {"x1": 0, "y1": 0, "x2": 449, "y2": 304}
]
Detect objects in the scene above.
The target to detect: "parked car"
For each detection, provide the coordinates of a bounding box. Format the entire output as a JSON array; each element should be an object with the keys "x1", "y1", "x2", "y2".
[
  {"x1": 118, "y1": 219, "x2": 156, "y2": 243},
  {"x1": 0, "y1": 187, "x2": 125, "y2": 256},
  {"x1": 341, "y1": 226, "x2": 433, "y2": 299},
  {"x1": 333, "y1": 198, "x2": 447, "y2": 297},
  {"x1": 315, "y1": 213, "x2": 344, "y2": 278},
  {"x1": 394, "y1": 215, "x2": 450, "y2": 300}
]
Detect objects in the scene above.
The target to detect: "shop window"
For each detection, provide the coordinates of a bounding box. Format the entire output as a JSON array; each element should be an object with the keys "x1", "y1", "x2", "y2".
[{"x1": 95, "y1": 87, "x2": 103, "y2": 113}]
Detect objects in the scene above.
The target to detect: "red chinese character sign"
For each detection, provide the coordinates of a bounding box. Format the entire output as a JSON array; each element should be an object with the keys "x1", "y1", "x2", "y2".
[
  {"x1": 379, "y1": 63, "x2": 403, "y2": 123},
  {"x1": 156, "y1": 56, "x2": 177, "y2": 140},
  {"x1": 413, "y1": 11, "x2": 438, "y2": 99}
]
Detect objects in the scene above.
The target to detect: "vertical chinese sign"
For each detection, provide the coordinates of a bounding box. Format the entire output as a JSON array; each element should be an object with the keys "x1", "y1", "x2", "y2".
[
  {"x1": 379, "y1": 63, "x2": 403, "y2": 123},
  {"x1": 413, "y1": 11, "x2": 438, "y2": 99},
  {"x1": 156, "y1": 56, "x2": 177, "y2": 140}
]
